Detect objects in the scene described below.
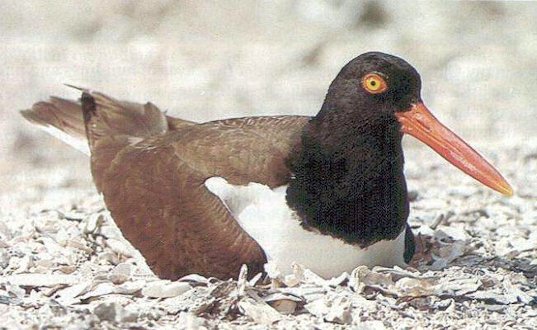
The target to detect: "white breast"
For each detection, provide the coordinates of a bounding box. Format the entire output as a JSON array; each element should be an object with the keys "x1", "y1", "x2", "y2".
[{"x1": 205, "y1": 177, "x2": 407, "y2": 279}]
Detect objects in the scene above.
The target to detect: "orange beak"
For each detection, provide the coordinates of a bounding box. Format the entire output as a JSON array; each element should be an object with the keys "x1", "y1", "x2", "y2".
[{"x1": 395, "y1": 102, "x2": 513, "y2": 196}]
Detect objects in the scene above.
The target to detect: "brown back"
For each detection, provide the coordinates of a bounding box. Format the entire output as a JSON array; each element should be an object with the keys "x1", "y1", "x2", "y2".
[
  {"x1": 99, "y1": 116, "x2": 309, "y2": 279},
  {"x1": 23, "y1": 89, "x2": 310, "y2": 279}
]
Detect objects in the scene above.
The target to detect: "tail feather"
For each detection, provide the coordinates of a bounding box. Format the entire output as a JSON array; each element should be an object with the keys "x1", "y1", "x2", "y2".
[
  {"x1": 21, "y1": 87, "x2": 197, "y2": 189},
  {"x1": 21, "y1": 97, "x2": 90, "y2": 154}
]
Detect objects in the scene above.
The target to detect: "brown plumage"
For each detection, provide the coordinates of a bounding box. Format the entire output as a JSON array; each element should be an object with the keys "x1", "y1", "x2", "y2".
[
  {"x1": 23, "y1": 88, "x2": 309, "y2": 279},
  {"x1": 22, "y1": 52, "x2": 512, "y2": 280}
]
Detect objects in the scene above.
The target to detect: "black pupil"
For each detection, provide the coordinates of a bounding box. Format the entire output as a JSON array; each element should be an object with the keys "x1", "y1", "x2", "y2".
[{"x1": 370, "y1": 80, "x2": 377, "y2": 86}]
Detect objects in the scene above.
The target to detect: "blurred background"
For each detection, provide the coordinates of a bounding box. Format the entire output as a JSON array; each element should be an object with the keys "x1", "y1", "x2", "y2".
[{"x1": 1, "y1": 1, "x2": 536, "y2": 199}]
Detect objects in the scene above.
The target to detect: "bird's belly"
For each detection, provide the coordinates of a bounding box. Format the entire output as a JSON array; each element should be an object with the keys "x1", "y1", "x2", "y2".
[{"x1": 205, "y1": 177, "x2": 407, "y2": 279}]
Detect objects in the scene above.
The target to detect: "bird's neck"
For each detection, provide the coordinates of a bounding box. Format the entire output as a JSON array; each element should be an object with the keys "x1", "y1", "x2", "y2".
[{"x1": 286, "y1": 108, "x2": 409, "y2": 247}]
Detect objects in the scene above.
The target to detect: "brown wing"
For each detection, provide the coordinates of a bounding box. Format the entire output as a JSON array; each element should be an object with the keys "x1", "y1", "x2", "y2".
[
  {"x1": 23, "y1": 88, "x2": 309, "y2": 280},
  {"x1": 100, "y1": 115, "x2": 309, "y2": 279}
]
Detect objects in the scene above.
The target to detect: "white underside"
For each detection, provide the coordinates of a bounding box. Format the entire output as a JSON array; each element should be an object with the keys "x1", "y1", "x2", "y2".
[
  {"x1": 38, "y1": 124, "x2": 90, "y2": 155},
  {"x1": 37, "y1": 125, "x2": 142, "y2": 155},
  {"x1": 205, "y1": 177, "x2": 407, "y2": 279}
]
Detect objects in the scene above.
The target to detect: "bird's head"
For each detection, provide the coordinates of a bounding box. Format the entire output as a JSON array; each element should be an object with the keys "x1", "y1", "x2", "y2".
[{"x1": 320, "y1": 51, "x2": 513, "y2": 196}]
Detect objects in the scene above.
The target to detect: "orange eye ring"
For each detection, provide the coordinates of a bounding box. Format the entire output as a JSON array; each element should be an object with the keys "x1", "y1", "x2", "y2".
[{"x1": 361, "y1": 73, "x2": 388, "y2": 94}]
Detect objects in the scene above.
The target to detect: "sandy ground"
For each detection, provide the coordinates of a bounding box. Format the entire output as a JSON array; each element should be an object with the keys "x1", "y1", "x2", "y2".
[{"x1": 1, "y1": 2, "x2": 537, "y2": 329}]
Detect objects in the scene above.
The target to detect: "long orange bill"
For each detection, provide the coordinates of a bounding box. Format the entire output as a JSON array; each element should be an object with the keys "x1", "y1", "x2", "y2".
[{"x1": 395, "y1": 102, "x2": 513, "y2": 196}]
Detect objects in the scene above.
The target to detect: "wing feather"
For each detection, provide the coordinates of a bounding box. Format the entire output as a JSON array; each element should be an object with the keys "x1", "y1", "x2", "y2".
[{"x1": 100, "y1": 116, "x2": 309, "y2": 279}]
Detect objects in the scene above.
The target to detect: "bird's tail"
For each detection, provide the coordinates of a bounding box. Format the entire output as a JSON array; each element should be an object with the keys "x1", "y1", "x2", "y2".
[
  {"x1": 21, "y1": 86, "x2": 195, "y2": 190},
  {"x1": 21, "y1": 96, "x2": 91, "y2": 154}
]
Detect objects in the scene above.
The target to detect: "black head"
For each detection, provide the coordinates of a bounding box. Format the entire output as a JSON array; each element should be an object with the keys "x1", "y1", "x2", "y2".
[
  {"x1": 287, "y1": 52, "x2": 423, "y2": 248},
  {"x1": 286, "y1": 51, "x2": 512, "y2": 257},
  {"x1": 318, "y1": 52, "x2": 422, "y2": 120}
]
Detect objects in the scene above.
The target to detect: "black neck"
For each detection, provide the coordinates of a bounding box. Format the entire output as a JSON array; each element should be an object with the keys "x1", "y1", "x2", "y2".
[{"x1": 286, "y1": 106, "x2": 409, "y2": 247}]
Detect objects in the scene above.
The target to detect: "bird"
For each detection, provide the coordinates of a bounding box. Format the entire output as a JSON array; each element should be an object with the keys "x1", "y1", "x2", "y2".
[{"x1": 21, "y1": 52, "x2": 513, "y2": 280}]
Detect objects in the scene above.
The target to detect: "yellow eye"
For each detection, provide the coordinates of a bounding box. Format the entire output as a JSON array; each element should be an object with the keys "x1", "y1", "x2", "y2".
[{"x1": 362, "y1": 73, "x2": 388, "y2": 94}]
